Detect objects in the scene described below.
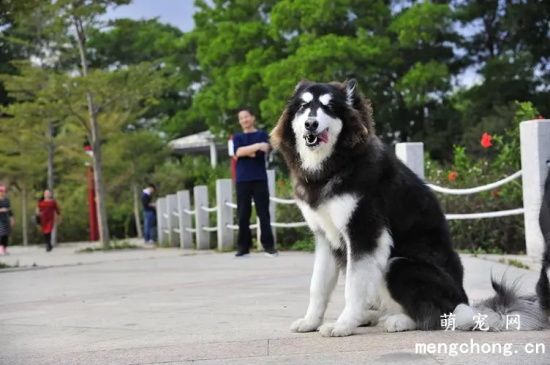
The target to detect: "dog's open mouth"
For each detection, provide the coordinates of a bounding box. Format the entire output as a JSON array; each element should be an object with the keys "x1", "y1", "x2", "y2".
[{"x1": 304, "y1": 129, "x2": 329, "y2": 147}]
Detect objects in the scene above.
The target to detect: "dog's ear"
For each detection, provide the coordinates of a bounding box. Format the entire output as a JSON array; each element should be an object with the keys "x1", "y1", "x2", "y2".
[
  {"x1": 270, "y1": 107, "x2": 290, "y2": 150},
  {"x1": 294, "y1": 79, "x2": 312, "y2": 94},
  {"x1": 345, "y1": 79, "x2": 359, "y2": 107}
]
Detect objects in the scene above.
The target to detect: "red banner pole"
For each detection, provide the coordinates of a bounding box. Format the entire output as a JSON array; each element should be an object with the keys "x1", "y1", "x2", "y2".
[{"x1": 87, "y1": 166, "x2": 99, "y2": 241}]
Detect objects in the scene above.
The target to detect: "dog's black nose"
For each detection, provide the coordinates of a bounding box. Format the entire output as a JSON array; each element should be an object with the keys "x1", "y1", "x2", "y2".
[{"x1": 305, "y1": 120, "x2": 318, "y2": 131}]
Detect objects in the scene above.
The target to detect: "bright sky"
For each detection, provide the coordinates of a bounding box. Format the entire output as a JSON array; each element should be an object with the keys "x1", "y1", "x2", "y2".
[{"x1": 104, "y1": 0, "x2": 197, "y2": 32}]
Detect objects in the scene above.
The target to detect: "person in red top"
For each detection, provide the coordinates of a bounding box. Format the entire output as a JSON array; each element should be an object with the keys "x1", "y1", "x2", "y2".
[{"x1": 37, "y1": 189, "x2": 60, "y2": 252}]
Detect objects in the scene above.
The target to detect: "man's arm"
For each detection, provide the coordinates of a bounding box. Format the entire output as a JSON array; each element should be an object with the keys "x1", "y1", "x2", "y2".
[
  {"x1": 236, "y1": 143, "x2": 270, "y2": 157},
  {"x1": 236, "y1": 143, "x2": 259, "y2": 158}
]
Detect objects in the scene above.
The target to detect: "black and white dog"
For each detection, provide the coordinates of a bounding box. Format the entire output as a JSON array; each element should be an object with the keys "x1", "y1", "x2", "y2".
[
  {"x1": 271, "y1": 80, "x2": 469, "y2": 336},
  {"x1": 271, "y1": 80, "x2": 550, "y2": 336}
]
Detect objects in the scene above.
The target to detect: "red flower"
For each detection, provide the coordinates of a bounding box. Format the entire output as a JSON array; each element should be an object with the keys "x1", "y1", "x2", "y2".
[
  {"x1": 448, "y1": 171, "x2": 458, "y2": 182},
  {"x1": 537, "y1": 115, "x2": 545, "y2": 119},
  {"x1": 480, "y1": 132, "x2": 492, "y2": 149}
]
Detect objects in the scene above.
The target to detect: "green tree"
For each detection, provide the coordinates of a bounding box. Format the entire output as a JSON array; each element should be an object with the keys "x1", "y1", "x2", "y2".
[
  {"x1": 103, "y1": 131, "x2": 168, "y2": 238},
  {"x1": 87, "y1": 18, "x2": 201, "y2": 138}
]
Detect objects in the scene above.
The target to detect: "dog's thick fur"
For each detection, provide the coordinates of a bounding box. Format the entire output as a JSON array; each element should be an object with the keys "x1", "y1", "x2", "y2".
[
  {"x1": 272, "y1": 80, "x2": 550, "y2": 336},
  {"x1": 271, "y1": 80, "x2": 469, "y2": 336}
]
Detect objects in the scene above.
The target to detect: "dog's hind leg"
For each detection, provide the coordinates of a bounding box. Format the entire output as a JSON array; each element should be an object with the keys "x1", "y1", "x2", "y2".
[
  {"x1": 291, "y1": 233, "x2": 339, "y2": 333},
  {"x1": 385, "y1": 258, "x2": 468, "y2": 331}
]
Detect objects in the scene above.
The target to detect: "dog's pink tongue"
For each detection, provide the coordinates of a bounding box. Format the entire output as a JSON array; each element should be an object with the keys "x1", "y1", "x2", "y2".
[{"x1": 318, "y1": 130, "x2": 329, "y2": 143}]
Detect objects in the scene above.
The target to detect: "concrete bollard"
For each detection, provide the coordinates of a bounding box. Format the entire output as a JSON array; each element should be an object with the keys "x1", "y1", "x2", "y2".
[
  {"x1": 395, "y1": 142, "x2": 425, "y2": 180},
  {"x1": 520, "y1": 119, "x2": 550, "y2": 258},
  {"x1": 157, "y1": 197, "x2": 167, "y2": 245},
  {"x1": 216, "y1": 179, "x2": 234, "y2": 251},
  {"x1": 166, "y1": 194, "x2": 179, "y2": 246},
  {"x1": 194, "y1": 185, "x2": 210, "y2": 250},
  {"x1": 177, "y1": 190, "x2": 193, "y2": 249}
]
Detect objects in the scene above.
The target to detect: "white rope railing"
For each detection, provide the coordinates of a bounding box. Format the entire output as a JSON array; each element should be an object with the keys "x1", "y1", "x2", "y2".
[
  {"x1": 201, "y1": 205, "x2": 218, "y2": 213},
  {"x1": 225, "y1": 201, "x2": 237, "y2": 209},
  {"x1": 159, "y1": 169, "x2": 529, "y2": 249},
  {"x1": 445, "y1": 208, "x2": 524, "y2": 220},
  {"x1": 270, "y1": 196, "x2": 297, "y2": 204},
  {"x1": 226, "y1": 223, "x2": 258, "y2": 231},
  {"x1": 427, "y1": 170, "x2": 522, "y2": 195},
  {"x1": 271, "y1": 221, "x2": 308, "y2": 228}
]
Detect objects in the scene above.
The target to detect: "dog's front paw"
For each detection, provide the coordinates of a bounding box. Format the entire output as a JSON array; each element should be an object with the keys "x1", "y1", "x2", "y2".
[
  {"x1": 384, "y1": 314, "x2": 416, "y2": 332},
  {"x1": 319, "y1": 323, "x2": 354, "y2": 337},
  {"x1": 290, "y1": 318, "x2": 321, "y2": 333}
]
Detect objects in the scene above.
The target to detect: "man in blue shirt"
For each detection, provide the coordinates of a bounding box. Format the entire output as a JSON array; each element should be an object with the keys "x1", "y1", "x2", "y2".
[
  {"x1": 141, "y1": 183, "x2": 157, "y2": 244},
  {"x1": 232, "y1": 108, "x2": 277, "y2": 257}
]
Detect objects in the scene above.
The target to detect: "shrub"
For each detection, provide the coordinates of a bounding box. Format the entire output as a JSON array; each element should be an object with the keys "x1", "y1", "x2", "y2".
[{"x1": 425, "y1": 102, "x2": 538, "y2": 253}]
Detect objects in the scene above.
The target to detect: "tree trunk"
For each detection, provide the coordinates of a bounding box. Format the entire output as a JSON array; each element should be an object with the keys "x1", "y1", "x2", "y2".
[
  {"x1": 47, "y1": 121, "x2": 57, "y2": 245},
  {"x1": 47, "y1": 121, "x2": 54, "y2": 191},
  {"x1": 74, "y1": 16, "x2": 110, "y2": 247},
  {"x1": 133, "y1": 182, "x2": 143, "y2": 238},
  {"x1": 21, "y1": 185, "x2": 28, "y2": 246},
  {"x1": 87, "y1": 95, "x2": 110, "y2": 247}
]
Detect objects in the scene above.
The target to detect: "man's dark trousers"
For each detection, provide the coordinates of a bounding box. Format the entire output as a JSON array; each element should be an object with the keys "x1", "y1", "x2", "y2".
[
  {"x1": 236, "y1": 180, "x2": 274, "y2": 252},
  {"x1": 143, "y1": 210, "x2": 157, "y2": 242}
]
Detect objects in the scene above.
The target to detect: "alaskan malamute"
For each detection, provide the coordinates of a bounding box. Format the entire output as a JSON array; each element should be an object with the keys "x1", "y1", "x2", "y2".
[{"x1": 271, "y1": 79, "x2": 549, "y2": 336}]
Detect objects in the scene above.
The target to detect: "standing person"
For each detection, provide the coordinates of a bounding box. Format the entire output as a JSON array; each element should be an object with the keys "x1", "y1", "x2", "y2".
[
  {"x1": 0, "y1": 185, "x2": 15, "y2": 255},
  {"x1": 37, "y1": 189, "x2": 60, "y2": 252},
  {"x1": 142, "y1": 183, "x2": 157, "y2": 244},
  {"x1": 232, "y1": 107, "x2": 277, "y2": 257}
]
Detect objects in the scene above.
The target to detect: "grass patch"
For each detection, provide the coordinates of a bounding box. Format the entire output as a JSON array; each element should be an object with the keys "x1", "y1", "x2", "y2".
[
  {"x1": 289, "y1": 239, "x2": 314, "y2": 252},
  {"x1": 0, "y1": 261, "x2": 19, "y2": 269},
  {"x1": 498, "y1": 258, "x2": 530, "y2": 270},
  {"x1": 458, "y1": 246, "x2": 505, "y2": 257},
  {"x1": 216, "y1": 247, "x2": 235, "y2": 253},
  {"x1": 76, "y1": 241, "x2": 141, "y2": 253}
]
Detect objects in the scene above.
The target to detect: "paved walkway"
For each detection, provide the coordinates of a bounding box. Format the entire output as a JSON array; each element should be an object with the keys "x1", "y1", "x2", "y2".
[{"x1": 0, "y1": 243, "x2": 548, "y2": 364}]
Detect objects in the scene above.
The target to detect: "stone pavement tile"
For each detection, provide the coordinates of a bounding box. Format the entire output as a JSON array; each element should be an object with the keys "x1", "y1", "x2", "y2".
[
  {"x1": 0, "y1": 339, "x2": 269, "y2": 365},
  {"x1": 1, "y1": 250, "x2": 549, "y2": 365},
  {"x1": 189, "y1": 350, "x2": 438, "y2": 365}
]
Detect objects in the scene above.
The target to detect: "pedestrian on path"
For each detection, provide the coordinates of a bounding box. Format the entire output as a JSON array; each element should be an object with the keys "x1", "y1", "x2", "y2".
[
  {"x1": 232, "y1": 107, "x2": 277, "y2": 257},
  {"x1": 37, "y1": 189, "x2": 60, "y2": 252},
  {"x1": 0, "y1": 185, "x2": 15, "y2": 255},
  {"x1": 142, "y1": 183, "x2": 157, "y2": 244}
]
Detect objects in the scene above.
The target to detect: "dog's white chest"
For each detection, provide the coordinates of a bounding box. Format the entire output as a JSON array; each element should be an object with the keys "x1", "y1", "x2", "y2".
[{"x1": 296, "y1": 194, "x2": 358, "y2": 249}]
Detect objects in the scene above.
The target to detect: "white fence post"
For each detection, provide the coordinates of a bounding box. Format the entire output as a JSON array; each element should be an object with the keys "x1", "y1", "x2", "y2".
[
  {"x1": 177, "y1": 190, "x2": 193, "y2": 249},
  {"x1": 520, "y1": 119, "x2": 550, "y2": 258},
  {"x1": 157, "y1": 197, "x2": 167, "y2": 245},
  {"x1": 194, "y1": 185, "x2": 210, "y2": 250},
  {"x1": 395, "y1": 142, "x2": 425, "y2": 180},
  {"x1": 216, "y1": 179, "x2": 234, "y2": 251},
  {"x1": 167, "y1": 194, "x2": 179, "y2": 246}
]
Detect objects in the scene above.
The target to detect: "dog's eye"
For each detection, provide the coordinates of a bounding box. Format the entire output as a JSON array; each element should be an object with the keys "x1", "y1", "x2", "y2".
[{"x1": 300, "y1": 102, "x2": 309, "y2": 108}]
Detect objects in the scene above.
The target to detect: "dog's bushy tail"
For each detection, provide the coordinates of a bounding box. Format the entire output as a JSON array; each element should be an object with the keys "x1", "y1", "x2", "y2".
[
  {"x1": 537, "y1": 165, "x2": 550, "y2": 313},
  {"x1": 536, "y1": 264, "x2": 550, "y2": 313},
  {"x1": 453, "y1": 276, "x2": 549, "y2": 331}
]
